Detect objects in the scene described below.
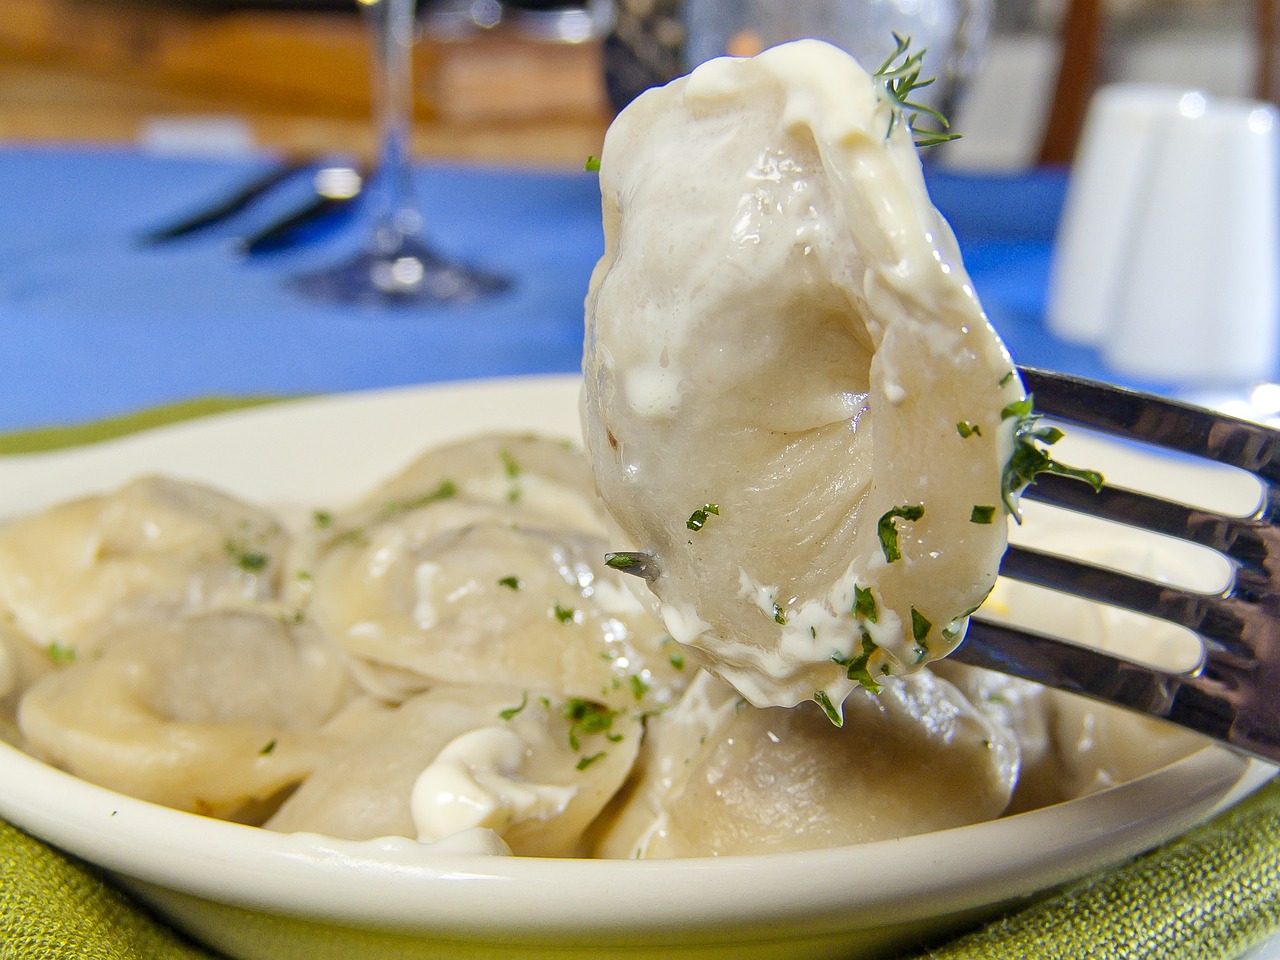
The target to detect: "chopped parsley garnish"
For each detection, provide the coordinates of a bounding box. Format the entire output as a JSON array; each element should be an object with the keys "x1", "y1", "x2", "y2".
[
  {"x1": 628, "y1": 674, "x2": 650, "y2": 701},
  {"x1": 325, "y1": 528, "x2": 370, "y2": 549},
  {"x1": 605, "y1": 552, "x2": 647, "y2": 571},
  {"x1": 956, "y1": 420, "x2": 982, "y2": 438},
  {"x1": 259, "y1": 739, "x2": 278, "y2": 756},
  {"x1": 872, "y1": 33, "x2": 959, "y2": 147},
  {"x1": 854, "y1": 584, "x2": 878, "y2": 623},
  {"x1": 813, "y1": 690, "x2": 843, "y2": 727},
  {"x1": 877, "y1": 504, "x2": 925, "y2": 563},
  {"x1": 999, "y1": 370, "x2": 1016, "y2": 388},
  {"x1": 577, "y1": 751, "x2": 606, "y2": 770},
  {"x1": 499, "y1": 449, "x2": 521, "y2": 478},
  {"x1": 1000, "y1": 397, "x2": 1104, "y2": 521},
  {"x1": 686, "y1": 503, "x2": 720, "y2": 531},
  {"x1": 584, "y1": 155, "x2": 601, "y2": 172},
  {"x1": 772, "y1": 603, "x2": 787, "y2": 626},
  {"x1": 500, "y1": 450, "x2": 522, "y2": 502},
  {"x1": 834, "y1": 631, "x2": 883, "y2": 694},
  {"x1": 499, "y1": 691, "x2": 528, "y2": 721},
  {"x1": 669, "y1": 652, "x2": 685, "y2": 671},
  {"x1": 562, "y1": 698, "x2": 618, "y2": 751},
  {"x1": 378, "y1": 479, "x2": 459, "y2": 520},
  {"x1": 970, "y1": 504, "x2": 996, "y2": 524},
  {"x1": 553, "y1": 603, "x2": 578, "y2": 624},
  {"x1": 312, "y1": 509, "x2": 334, "y2": 529},
  {"x1": 225, "y1": 539, "x2": 269, "y2": 573},
  {"x1": 46, "y1": 641, "x2": 76, "y2": 664},
  {"x1": 910, "y1": 607, "x2": 932, "y2": 646},
  {"x1": 497, "y1": 575, "x2": 521, "y2": 591}
]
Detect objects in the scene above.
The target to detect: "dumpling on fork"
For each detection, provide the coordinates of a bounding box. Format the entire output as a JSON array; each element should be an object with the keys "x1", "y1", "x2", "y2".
[{"x1": 581, "y1": 39, "x2": 1021, "y2": 713}]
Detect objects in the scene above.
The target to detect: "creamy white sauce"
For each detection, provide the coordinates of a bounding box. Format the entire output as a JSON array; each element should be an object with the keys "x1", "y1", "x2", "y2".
[{"x1": 410, "y1": 726, "x2": 577, "y2": 844}]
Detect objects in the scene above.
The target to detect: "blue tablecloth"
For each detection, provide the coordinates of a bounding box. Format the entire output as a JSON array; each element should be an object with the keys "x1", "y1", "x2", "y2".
[{"x1": 0, "y1": 145, "x2": 1163, "y2": 433}]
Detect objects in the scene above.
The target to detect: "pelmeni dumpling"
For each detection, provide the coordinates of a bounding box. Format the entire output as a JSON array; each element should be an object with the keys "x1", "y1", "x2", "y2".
[
  {"x1": 330, "y1": 434, "x2": 609, "y2": 540},
  {"x1": 0, "y1": 616, "x2": 51, "y2": 747},
  {"x1": 581, "y1": 40, "x2": 1020, "y2": 712},
  {"x1": 0, "y1": 476, "x2": 291, "y2": 659},
  {"x1": 593, "y1": 668, "x2": 1018, "y2": 859},
  {"x1": 18, "y1": 608, "x2": 357, "y2": 820},
  {"x1": 267, "y1": 684, "x2": 641, "y2": 857},
  {"x1": 308, "y1": 485, "x2": 683, "y2": 710},
  {"x1": 929, "y1": 659, "x2": 1059, "y2": 814}
]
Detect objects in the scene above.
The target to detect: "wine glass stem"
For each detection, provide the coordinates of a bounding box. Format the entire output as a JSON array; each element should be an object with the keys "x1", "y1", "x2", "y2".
[{"x1": 363, "y1": 0, "x2": 421, "y2": 254}]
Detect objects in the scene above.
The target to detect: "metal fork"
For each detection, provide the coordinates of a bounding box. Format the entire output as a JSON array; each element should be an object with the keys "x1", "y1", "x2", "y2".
[
  {"x1": 607, "y1": 367, "x2": 1280, "y2": 765},
  {"x1": 951, "y1": 366, "x2": 1280, "y2": 766}
]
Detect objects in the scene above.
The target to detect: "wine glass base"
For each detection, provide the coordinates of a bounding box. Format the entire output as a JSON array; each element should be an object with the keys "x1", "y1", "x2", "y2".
[{"x1": 289, "y1": 238, "x2": 512, "y2": 307}]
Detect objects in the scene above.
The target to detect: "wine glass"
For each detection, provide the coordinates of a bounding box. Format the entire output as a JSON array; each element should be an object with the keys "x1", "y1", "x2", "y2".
[{"x1": 289, "y1": 0, "x2": 512, "y2": 306}]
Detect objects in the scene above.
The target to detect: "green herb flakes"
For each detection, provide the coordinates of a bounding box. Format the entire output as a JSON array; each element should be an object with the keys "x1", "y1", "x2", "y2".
[
  {"x1": 577, "y1": 751, "x2": 606, "y2": 770},
  {"x1": 813, "y1": 690, "x2": 843, "y2": 727},
  {"x1": 499, "y1": 692, "x2": 528, "y2": 721},
  {"x1": 628, "y1": 674, "x2": 650, "y2": 701},
  {"x1": 605, "y1": 552, "x2": 651, "y2": 575},
  {"x1": 584, "y1": 155, "x2": 601, "y2": 172},
  {"x1": 957, "y1": 420, "x2": 982, "y2": 438},
  {"x1": 877, "y1": 504, "x2": 925, "y2": 563},
  {"x1": 772, "y1": 603, "x2": 787, "y2": 626},
  {"x1": 834, "y1": 631, "x2": 883, "y2": 694},
  {"x1": 259, "y1": 739, "x2": 278, "y2": 756},
  {"x1": 312, "y1": 510, "x2": 334, "y2": 529},
  {"x1": 553, "y1": 603, "x2": 578, "y2": 624},
  {"x1": 497, "y1": 575, "x2": 521, "y2": 591},
  {"x1": 378, "y1": 479, "x2": 459, "y2": 520},
  {"x1": 1000, "y1": 397, "x2": 1104, "y2": 520},
  {"x1": 686, "y1": 503, "x2": 720, "y2": 531},
  {"x1": 46, "y1": 641, "x2": 76, "y2": 664},
  {"x1": 562, "y1": 699, "x2": 619, "y2": 751},
  {"x1": 225, "y1": 539, "x2": 269, "y2": 573},
  {"x1": 970, "y1": 504, "x2": 996, "y2": 524},
  {"x1": 910, "y1": 607, "x2": 932, "y2": 646},
  {"x1": 854, "y1": 584, "x2": 878, "y2": 623},
  {"x1": 872, "y1": 33, "x2": 960, "y2": 147},
  {"x1": 669, "y1": 652, "x2": 685, "y2": 671}
]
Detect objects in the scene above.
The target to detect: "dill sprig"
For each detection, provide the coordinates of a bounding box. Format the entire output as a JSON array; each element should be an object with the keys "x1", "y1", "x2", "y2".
[{"x1": 872, "y1": 33, "x2": 959, "y2": 148}]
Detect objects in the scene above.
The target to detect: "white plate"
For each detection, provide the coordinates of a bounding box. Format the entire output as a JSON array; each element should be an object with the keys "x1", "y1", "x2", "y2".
[{"x1": 0, "y1": 375, "x2": 1272, "y2": 960}]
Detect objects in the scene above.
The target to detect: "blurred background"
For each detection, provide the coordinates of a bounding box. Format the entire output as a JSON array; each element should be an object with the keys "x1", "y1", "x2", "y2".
[{"x1": 0, "y1": 0, "x2": 1269, "y2": 171}]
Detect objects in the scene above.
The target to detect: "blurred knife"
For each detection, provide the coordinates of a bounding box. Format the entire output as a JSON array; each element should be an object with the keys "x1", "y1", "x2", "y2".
[
  {"x1": 139, "y1": 159, "x2": 313, "y2": 245},
  {"x1": 237, "y1": 165, "x2": 368, "y2": 256}
]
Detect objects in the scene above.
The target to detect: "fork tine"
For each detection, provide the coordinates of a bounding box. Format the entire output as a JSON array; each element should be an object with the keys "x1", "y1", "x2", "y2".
[
  {"x1": 1019, "y1": 365, "x2": 1280, "y2": 481},
  {"x1": 1000, "y1": 544, "x2": 1255, "y2": 664},
  {"x1": 955, "y1": 618, "x2": 1243, "y2": 751},
  {"x1": 1020, "y1": 473, "x2": 1271, "y2": 573}
]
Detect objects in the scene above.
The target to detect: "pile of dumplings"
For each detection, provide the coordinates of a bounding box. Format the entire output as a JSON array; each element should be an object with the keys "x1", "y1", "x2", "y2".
[{"x1": 0, "y1": 435, "x2": 1198, "y2": 858}]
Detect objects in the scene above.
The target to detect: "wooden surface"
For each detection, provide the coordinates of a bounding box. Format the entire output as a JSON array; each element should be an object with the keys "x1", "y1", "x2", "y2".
[{"x1": 0, "y1": 0, "x2": 614, "y2": 167}]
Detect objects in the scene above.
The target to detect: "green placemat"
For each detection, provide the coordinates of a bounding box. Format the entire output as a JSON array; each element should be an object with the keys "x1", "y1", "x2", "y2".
[
  {"x1": 0, "y1": 397, "x2": 286, "y2": 456},
  {"x1": 1, "y1": 398, "x2": 1278, "y2": 960}
]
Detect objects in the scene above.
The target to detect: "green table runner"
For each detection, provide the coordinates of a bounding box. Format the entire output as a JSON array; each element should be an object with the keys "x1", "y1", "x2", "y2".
[{"x1": 1, "y1": 399, "x2": 1278, "y2": 960}]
